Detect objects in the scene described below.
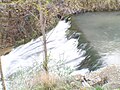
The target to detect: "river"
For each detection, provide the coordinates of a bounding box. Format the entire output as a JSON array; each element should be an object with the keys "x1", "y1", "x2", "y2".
[{"x1": 71, "y1": 11, "x2": 120, "y2": 70}]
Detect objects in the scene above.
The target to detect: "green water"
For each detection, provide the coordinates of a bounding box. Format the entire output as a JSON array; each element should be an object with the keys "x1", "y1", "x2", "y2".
[
  {"x1": 72, "y1": 12, "x2": 120, "y2": 53},
  {"x1": 71, "y1": 11, "x2": 120, "y2": 70}
]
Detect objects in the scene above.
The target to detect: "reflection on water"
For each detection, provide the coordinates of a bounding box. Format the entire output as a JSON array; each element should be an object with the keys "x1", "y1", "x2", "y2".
[{"x1": 71, "y1": 11, "x2": 120, "y2": 70}]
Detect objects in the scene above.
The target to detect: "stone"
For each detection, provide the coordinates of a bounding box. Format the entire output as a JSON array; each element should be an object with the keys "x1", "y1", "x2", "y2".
[
  {"x1": 84, "y1": 65, "x2": 120, "y2": 86},
  {"x1": 102, "y1": 82, "x2": 120, "y2": 90}
]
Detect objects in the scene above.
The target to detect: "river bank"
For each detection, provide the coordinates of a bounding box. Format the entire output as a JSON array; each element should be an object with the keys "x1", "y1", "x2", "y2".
[{"x1": 71, "y1": 65, "x2": 120, "y2": 90}]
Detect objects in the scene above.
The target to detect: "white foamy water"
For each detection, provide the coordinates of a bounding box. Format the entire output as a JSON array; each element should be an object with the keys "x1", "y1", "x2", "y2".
[
  {"x1": 101, "y1": 51, "x2": 120, "y2": 66},
  {"x1": 1, "y1": 20, "x2": 85, "y2": 78}
]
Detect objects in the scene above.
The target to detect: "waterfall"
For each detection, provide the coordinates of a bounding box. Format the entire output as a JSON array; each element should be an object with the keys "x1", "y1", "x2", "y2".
[{"x1": 1, "y1": 20, "x2": 85, "y2": 78}]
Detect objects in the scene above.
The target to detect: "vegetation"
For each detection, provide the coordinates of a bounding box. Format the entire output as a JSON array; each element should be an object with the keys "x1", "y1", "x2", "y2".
[{"x1": 8, "y1": 59, "x2": 79, "y2": 90}]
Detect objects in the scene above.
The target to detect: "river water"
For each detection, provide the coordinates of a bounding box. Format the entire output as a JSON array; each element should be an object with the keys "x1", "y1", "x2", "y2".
[{"x1": 71, "y1": 11, "x2": 120, "y2": 70}]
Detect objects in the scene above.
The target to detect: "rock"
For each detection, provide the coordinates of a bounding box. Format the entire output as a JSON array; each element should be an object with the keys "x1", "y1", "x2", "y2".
[
  {"x1": 102, "y1": 82, "x2": 120, "y2": 90},
  {"x1": 84, "y1": 69, "x2": 107, "y2": 86},
  {"x1": 84, "y1": 65, "x2": 120, "y2": 86},
  {"x1": 70, "y1": 81, "x2": 76, "y2": 87},
  {"x1": 70, "y1": 69, "x2": 89, "y2": 81},
  {"x1": 100, "y1": 65, "x2": 120, "y2": 82},
  {"x1": 74, "y1": 74, "x2": 84, "y2": 81}
]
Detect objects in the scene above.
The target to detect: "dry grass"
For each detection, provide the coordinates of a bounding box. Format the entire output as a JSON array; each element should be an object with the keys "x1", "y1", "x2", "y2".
[
  {"x1": 40, "y1": 72, "x2": 58, "y2": 87},
  {"x1": 27, "y1": 72, "x2": 59, "y2": 89},
  {"x1": 64, "y1": 0, "x2": 120, "y2": 13}
]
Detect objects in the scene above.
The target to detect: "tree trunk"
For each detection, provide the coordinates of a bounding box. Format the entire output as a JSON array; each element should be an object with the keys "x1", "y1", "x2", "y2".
[
  {"x1": 39, "y1": 1, "x2": 48, "y2": 73},
  {"x1": 0, "y1": 56, "x2": 6, "y2": 90}
]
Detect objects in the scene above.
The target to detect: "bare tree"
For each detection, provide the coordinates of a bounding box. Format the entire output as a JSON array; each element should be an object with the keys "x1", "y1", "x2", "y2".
[{"x1": 38, "y1": 0, "x2": 48, "y2": 74}]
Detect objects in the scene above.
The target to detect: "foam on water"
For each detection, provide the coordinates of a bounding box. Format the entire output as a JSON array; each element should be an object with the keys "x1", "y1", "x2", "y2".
[
  {"x1": 1, "y1": 20, "x2": 84, "y2": 78},
  {"x1": 101, "y1": 51, "x2": 120, "y2": 65}
]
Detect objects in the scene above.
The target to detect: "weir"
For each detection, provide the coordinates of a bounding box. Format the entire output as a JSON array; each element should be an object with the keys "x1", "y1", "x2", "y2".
[{"x1": 1, "y1": 20, "x2": 82, "y2": 78}]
